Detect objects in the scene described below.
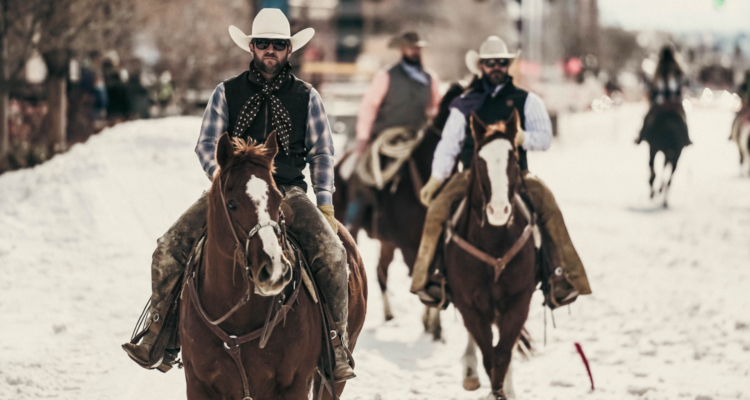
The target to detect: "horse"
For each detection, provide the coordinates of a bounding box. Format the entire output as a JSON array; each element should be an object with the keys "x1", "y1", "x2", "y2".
[
  {"x1": 733, "y1": 112, "x2": 750, "y2": 177},
  {"x1": 639, "y1": 103, "x2": 691, "y2": 207},
  {"x1": 443, "y1": 111, "x2": 538, "y2": 399},
  {"x1": 333, "y1": 83, "x2": 465, "y2": 340},
  {"x1": 179, "y1": 131, "x2": 367, "y2": 400}
]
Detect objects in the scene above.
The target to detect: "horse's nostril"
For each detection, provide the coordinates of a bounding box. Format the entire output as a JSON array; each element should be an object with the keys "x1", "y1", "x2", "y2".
[
  {"x1": 487, "y1": 204, "x2": 495, "y2": 214},
  {"x1": 258, "y1": 262, "x2": 272, "y2": 282},
  {"x1": 503, "y1": 205, "x2": 510, "y2": 214}
]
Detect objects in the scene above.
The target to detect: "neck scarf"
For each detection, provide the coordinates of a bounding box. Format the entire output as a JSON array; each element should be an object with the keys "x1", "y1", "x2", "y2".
[{"x1": 232, "y1": 62, "x2": 293, "y2": 156}]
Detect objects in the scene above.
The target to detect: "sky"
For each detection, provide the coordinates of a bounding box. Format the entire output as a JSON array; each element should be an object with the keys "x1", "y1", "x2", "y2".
[{"x1": 598, "y1": 0, "x2": 750, "y2": 34}]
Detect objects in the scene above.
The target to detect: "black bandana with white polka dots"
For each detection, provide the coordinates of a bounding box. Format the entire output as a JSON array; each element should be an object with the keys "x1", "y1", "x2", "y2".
[{"x1": 232, "y1": 62, "x2": 293, "y2": 155}]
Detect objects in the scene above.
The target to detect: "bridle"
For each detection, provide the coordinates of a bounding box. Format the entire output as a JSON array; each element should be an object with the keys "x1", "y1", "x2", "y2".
[
  {"x1": 445, "y1": 139, "x2": 540, "y2": 282},
  {"x1": 184, "y1": 170, "x2": 303, "y2": 400},
  {"x1": 200, "y1": 171, "x2": 287, "y2": 326}
]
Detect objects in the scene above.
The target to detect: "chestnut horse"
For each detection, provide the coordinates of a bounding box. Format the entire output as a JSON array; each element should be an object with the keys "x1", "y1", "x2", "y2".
[
  {"x1": 179, "y1": 132, "x2": 367, "y2": 400},
  {"x1": 333, "y1": 83, "x2": 465, "y2": 339},
  {"x1": 444, "y1": 111, "x2": 539, "y2": 399}
]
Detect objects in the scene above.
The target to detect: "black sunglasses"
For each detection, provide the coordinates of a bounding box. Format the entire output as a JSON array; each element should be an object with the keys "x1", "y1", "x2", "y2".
[
  {"x1": 253, "y1": 39, "x2": 290, "y2": 51},
  {"x1": 481, "y1": 58, "x2": 511, "y2": 68}
]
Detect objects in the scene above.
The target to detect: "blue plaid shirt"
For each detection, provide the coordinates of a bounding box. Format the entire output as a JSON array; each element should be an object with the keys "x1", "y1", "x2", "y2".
[{"x1": 196, "y1": 82, "x2": 335, "y2": 205}]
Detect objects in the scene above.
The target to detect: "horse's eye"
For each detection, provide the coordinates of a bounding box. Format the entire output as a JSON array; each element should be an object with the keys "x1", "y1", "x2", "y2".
[{"x1": 227, "y1": 199, "x2": 238, "y2": 211}]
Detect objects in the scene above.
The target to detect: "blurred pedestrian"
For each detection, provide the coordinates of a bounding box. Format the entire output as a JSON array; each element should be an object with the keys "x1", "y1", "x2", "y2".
[{"x1": 102, "y1": 53, "x2": 131, "y2": 123}]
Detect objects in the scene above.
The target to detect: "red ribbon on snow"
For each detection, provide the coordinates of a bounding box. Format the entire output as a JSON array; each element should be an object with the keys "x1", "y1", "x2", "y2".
[{"x1": 574, "y1": 342, "x2": 594, "y2": 390}]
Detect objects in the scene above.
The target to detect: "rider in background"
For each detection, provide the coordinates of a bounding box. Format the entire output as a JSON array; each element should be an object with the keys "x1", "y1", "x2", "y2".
[
  {"x1": 637, "y1": 46, "x2": 689, "y2": 145},
  {"x1": 410, "y1": 36, "x2": 592, "y2": 309},
  {"x1": 343, "y1": 31, "x2": 441, "y2": 230}
]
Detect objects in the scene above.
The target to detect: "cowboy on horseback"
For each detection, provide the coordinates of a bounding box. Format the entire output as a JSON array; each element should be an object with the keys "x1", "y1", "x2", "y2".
[
  {"x1": 637, "y1": 45, "x2": 691, "y2": 146},
  {"x1": 410, "y1": 36, "x2": 592, "y2": 308},
  {"x1": 342, "y1": 31, "x2": 441, "y2": 230},
  {"x1": 122, "y1": 8, "x2": 356, "y2": 381}
]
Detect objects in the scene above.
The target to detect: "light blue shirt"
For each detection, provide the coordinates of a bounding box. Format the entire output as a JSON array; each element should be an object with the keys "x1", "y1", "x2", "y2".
[{"x1": 431, "y1": 87, "x2": 553, "y2": 181}]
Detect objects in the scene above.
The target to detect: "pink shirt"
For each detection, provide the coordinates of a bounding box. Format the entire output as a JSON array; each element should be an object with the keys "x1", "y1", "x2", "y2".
[{"x1": 356, "y1": 68, "x2": 441, "y2": 144}]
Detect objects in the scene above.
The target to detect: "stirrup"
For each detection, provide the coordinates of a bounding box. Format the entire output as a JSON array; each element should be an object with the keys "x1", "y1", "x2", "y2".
[
  {"x1": 415, "y1": 282, "x2": 451, "y2": 309},
  {"x1": 545, "y1": 271, "x2": 579, "y2": 310}
]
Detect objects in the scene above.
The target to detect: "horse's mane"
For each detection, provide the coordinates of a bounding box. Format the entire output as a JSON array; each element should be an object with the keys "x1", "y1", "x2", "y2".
[{"x1": 228, "y1": 137, "x2": 276, "y2": 174}]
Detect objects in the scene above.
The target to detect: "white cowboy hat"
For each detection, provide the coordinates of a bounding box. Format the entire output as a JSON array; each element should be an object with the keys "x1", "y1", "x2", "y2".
[
  {"x1": 465, "y1": 36, "x2": 520, "y2": 76},
  {"x1": 229, "y1": 8, "x2": 315, "y2": 53}
]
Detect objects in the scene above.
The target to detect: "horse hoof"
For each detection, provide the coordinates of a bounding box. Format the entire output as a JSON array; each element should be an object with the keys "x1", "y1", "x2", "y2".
[
  {"x1": 463, "y1": 377, "x2": 481, "y2": 391},
  {"x1": 384, "y1": 313, "x2": 394, "y2": 322},
  {"x1": 432, "y1": 328, "x2": 442, "y2": 342}
]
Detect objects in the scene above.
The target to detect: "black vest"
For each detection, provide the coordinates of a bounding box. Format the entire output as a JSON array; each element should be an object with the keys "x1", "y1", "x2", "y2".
[
  {"x1": 370, "y1": 64, "x2": 432, "y2": 138},
  {"x1": 459, "y1": 79, "x2": 530, "y2": 171},
  {"x1": 224, "y1": 70, "x2": 311, "y2": 190}
]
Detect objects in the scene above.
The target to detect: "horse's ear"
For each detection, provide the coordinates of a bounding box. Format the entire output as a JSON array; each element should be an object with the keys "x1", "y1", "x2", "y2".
[
  {"x1": 264, "y1": 130, "x2": 279, "y2": 159},
  {"x1": 216, "y1": 133, "x2": 234, "y2": 169},
  {"x1": 470, "y1": 112, "x2": 487, "y2": 143},
  {"x1": 505, "y1": 109, "x2": 520, "y2": 140}
]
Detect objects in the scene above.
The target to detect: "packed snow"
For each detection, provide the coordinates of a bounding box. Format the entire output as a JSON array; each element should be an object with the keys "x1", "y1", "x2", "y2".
[{"x1": 1, "y1": 103, "x2": 749, "y2": 400}]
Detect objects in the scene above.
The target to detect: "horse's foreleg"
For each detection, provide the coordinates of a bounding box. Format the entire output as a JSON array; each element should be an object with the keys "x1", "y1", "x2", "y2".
[
  {"x1": 459, "y1": 309, "x2": 495, "y2": 388},
  {"x1": 377, "y1": 241, "x2": 396, "y2": 321},
  {"x1": 462, "y1": 334, "x2": 481, "y2": 391},
  {"x1": 648, "y1": 148, "x2": 657, "y2": 199},
  {"x1": 491, "y1": 292, "x2": 532, "y2": 397}
]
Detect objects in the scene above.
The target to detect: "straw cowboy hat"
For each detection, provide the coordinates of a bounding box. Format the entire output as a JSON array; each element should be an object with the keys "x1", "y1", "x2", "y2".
[
  {"x1": 388, "y1": 31, "x2": 428, "y2": 48},
  {"x1": 229, "y1": 8, "x2": 315, "y2": 53},
  {"x1": 465, "y1": 36, "x2": 520, "y2": 76}
]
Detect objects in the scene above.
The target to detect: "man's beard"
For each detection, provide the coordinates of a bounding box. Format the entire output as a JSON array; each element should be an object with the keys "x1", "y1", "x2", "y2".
[
  {"x1": 484, "y1": 70, "x2": 507, "y2": 86},
  {"x1": 402, "y1": 55, "x2": 422, "y2": 67},
  {"x1": 253, "y1": 55, "x2": 287, "y2": 75}
]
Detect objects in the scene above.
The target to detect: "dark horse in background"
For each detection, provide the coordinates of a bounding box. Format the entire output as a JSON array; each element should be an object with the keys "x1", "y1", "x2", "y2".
[
  {"x1": 444, "y1": 111, "x2": 538, "y2": 400},
  {"x1": 637, "y1": 102, "x2": 691, "y2": 208},
  {"x1": 731, "y1": 109, "x2": 750, "y2": 177},
  {"x1": 333, "y1": 83, "x2": 465, "y2": 340},
  {"x1": 179, "y1": 132, "x2": 367, "y2": 400}
]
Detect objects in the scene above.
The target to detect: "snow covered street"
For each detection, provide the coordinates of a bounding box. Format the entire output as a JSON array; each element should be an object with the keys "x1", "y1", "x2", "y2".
[{"x1": 1, "y1": 104, "x2": 749, "y2": 400}]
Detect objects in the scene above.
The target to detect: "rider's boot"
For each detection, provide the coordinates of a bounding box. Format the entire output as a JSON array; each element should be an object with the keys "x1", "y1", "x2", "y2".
[
  {"x1": 410, "y1": 171, "x2": 471, "y2": 305},
  {"x1": 122, "y1": 193, "x2": 209, "y2": 370},
  {"x1": 281, "y1": 185, "x2": 356, "y2": 382},
  {"x1": 332, "y1": 323, "x2": 356, "y2": 382},
  {"x1": 522, "y1": 172, "x2": 591, "y2": 308},
  {"x1": 314, "y1": 262, "x2": 355, "y2": 382}
]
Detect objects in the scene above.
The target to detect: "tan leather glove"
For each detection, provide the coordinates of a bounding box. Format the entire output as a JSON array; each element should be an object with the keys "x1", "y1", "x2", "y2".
[
  {"x1": 419, "y1": 177, "x2": 444, "y2": 207},
  {"x1": 515, "y1": 127, "x2": 526, "y2": 148},
  {"x1": 318, "y1": 205, "x2": 338, "y2": 234}
]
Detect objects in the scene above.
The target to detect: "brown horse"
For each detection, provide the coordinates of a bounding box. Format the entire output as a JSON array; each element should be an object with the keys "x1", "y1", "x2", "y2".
[
  {"x1": 443, "y1": 111, "x2": 538, "y2": 399},
  {"x1": 333, "y1": 83, "x2": 465, "y2": 339},
  {"x1": 179, "y1": 132, "x2": 367, "y2": 400}
]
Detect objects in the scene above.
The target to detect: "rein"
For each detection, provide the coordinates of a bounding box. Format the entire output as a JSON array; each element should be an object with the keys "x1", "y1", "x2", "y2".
[{"x1": 446, "y1": 193, "x2": 538, "y2": 282}]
